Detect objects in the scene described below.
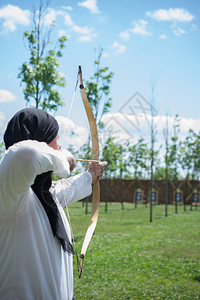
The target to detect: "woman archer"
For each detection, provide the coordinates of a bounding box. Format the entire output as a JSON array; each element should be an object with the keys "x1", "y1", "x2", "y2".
[{"x1": 0, "y1": 108, "x2": 103, "y2": 300}]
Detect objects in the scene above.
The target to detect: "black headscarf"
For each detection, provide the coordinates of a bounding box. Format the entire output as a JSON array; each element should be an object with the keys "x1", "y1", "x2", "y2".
[{"x1": 4, "y1": 108, "x2": 74, "y2": 254}]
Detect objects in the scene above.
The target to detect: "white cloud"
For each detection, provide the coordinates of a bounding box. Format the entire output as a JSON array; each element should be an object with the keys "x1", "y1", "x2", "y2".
[
  {"x1": 111, "y1": 41, "x2": 126, "y2": 54},
  {"x1": 0, "y1": 89, "x2": 16, "y2": 103},
  {"x1": 72, "y1": 25, "x2": 97, "y2": 42},
  {"x1": 72, "y1": 25, "x2": 92, "y2": 35},
  {"x1": 0, "y1": 4, "x2": 30, "y2": 32},
  {"x1": 181, "y1": 117, "x2": 200, "y2": 133},
  {"x1": 131, "y1": 20, "x2": 152, "y2": 36},
  {"x1": 54, "y1": 113, "x2": 200, "y2": 167},
  {"x1": 146, "y1": 8, "x2": 194, "y2": 22},
  {"x1": 78, "y1": 0, "x2": 99, "y2": 14},
  {"x1": 173, "y1": 27, "x2": 186, "y2": 36},
  {"x1": 64, "y1": 14, "x2": 74, "y2": 26},
  {"x1": 119, "y1": 30, "x2": 130, "y2": 41},
  {"x1": 62, "y1": 6, "x2": 73, "y2": 11},
  {"x1": 101, "y1": 112, "x2": 200, "y2": 145},
  {"x1": 63, "y1": 13, "x2": 97, "y2": 42},
  {"x1": 159, "y1": 34, "x2": 167, "y2": 39},
  {"x1": 77, "y1": 33, "x2": 97, "y2": 42},
  {"x1": 55, "y1": 116, "x2": 88, "y2": 149},
  {"x1": 101, "y1": 113, "x2": 133, "y2": 143},
  {"x1": 40, "y1": 8, "x2": 66, "y2": 27},
  {"x1": 58, "y1": 29, "x2": 70, "y2": 39},
  {"x1": 44, "y1": 9, "x2": 57, "y2": 26}
]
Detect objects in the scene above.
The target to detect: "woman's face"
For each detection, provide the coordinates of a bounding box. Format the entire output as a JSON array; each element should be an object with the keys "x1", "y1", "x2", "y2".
[{"x1": 48, "y1": 133, "x2": 60, "y2": 150}]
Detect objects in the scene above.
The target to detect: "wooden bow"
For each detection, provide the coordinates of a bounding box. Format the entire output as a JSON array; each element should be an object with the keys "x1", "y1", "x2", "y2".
[{"x1": 78, "y1": 66, "x2": 100, "y2": 278}]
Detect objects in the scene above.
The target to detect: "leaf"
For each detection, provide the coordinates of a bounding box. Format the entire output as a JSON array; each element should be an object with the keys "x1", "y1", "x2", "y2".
[{"x1": 18, "y1": 2, "x2": 67, "y2": 112}]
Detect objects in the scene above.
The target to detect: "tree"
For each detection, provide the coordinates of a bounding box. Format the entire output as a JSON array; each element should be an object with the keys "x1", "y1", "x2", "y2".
[
  {"x1": 102, "y1": 136, "x2": 119, "y2": 211},
  {"x1": 168, "y1": 114, "x2": 181, "y2": 182},
  {"x1": 163, "y1": 113, "x2": 170, "y2": 217},
  {"x1": 102, "y1": 137, "x2": 128, "y2": 210},
  {"x1": 190, "y1": 130, "x2": 200, "y2": 179},
  {"x1": 128, "y1": 138, "x2": 149, "y2": 179},
  {"x1": 149, "y1": 84, "x2": 158, "y2": 222},
  {"x1": 180, "y1": 129, "x2": 200, "y2": 180},
  {"x1": 85, "y1": 47, "x2": 114, "y2": 129},
  {"x1": 168, "y1": 114, "x2": 181, "y2": 213},
  {"x1": 102, "y1": 137, "x2": 120, "y2": 178},
  {"x1": 18, "y1": 0, "x2": 67, "y2": 111},
  {"x1": 154, "y1": 166, "x2": 174, "y2": 181},
  {"x1": 180, "y1": 129, "x2": 194, "y2": 179},
  {"x1": 193, "y1": 131, "x2": 200, "y2": 178},
  {"x1": 179, "y1": 129, "x2": 195, "y2": 211}
]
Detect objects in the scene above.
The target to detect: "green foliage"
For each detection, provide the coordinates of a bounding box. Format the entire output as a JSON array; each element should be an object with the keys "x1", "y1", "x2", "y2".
[
  {"x1": 0, "y1": 141, "x2": 5, "y2": 160},
  {"x1": 180, "y1": 129, "x2": 200, "y2": 179},
  {"x1": 168, "y1": 114, "x2": 181, "y2": 181},
  {"x1": 18, "y1": 2, "x2": 67, "y2": 112},
  {"x1": 102, "y1": 137, "x2": 128, "y2": 178},
  {"x1": 77, "y1": 127, "x2": 200, "y2": 180},
  {"x1": 79, "y1": 137, "x2": 93, "y2": 161},
  {"x1": 154, "y1": 166, "x2": 178, "y2": 180},
  {"x1": 68, "y1": 203, "x2": 200, "y2": 299},
  {"x1": 102, "y1": 137, "x2": 119, "y2": 177},
  {"x1": 128, "y1": 138, "x2": 150, "y2": 179}
]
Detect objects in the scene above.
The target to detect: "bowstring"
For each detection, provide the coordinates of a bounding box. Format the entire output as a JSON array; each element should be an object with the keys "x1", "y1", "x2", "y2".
[
  {"x1": 68, "y1": 72, "x2": 80, "y2": 119},
  {"x1": 60, "y1": 70, "x2": 81, "y2": 273},
  {"x1": 60, "y1": 71, "x2": 80, "y2": 146}
]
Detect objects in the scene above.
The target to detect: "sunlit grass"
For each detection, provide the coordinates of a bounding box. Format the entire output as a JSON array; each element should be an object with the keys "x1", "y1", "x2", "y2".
[{"x1": 67, "y1": 203, "x2": 200, "y2": 299}]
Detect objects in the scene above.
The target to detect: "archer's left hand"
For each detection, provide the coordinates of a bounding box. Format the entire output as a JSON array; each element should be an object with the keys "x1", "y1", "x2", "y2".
[{"x1": 87, "y1": 162, "x2": 104, "y2": 184}]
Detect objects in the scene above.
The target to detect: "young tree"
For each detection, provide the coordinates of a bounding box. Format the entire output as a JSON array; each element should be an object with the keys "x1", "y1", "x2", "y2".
[
  {"x1": 163, "y1": 113, "x2": 169, "y2": 217},
  {"x1": 180, "y1": 130, "x2": 194, "y2": 178},
  {"x1": 128, "y1": 138, "x2": 149, "y2": 208},
  {"x1": 168, "y1": 115, "x2": 181, "y2": 176},
  {"x1": 149, "y1": 85, "x2": 158, "y2": 222},
  {"x1": 154, "y1": 166, "x2": 174, "y2": 180},
  {"x1": 18, "y1": 0, "x2": 67, "y2": 111},
  {"x1": 85, "y1": 47, "x2": 114, "y2": 129},
  {"x1": 114, "y1": 143, "x2": 126, "y2": 210},
  {"x1": 193, "y1": 131, "x2": 200, "y2": 178},
  {"x1": 102, "y1": 137, "x2": 120, "y2": 178},
  {"x1": 190, "y1": 130, "x2": 200, "y2": 179},
  {"x1": 128, "y1": 138, "x2": 149, "y2": 179},
  {"x1": 168, "y1": 114, "x2": 181, "y2": 213},
  {"x1": 181, "y1": 130, "x2": 200, "y2": 176},
  {"x1": 102, "y1": 137, "x2": 119, "y2": 211},
  {"x1": 179, "y1": 130, "x2": 194, "y2": 210}
]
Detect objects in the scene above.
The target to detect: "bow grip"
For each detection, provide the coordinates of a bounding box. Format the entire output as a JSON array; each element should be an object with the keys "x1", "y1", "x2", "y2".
[{"x1": 79, "y1": 254, "x2": 85, "y2": 278}]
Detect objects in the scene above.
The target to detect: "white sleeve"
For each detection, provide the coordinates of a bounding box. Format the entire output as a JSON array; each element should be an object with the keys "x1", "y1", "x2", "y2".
[
  {"x1": 51, "y1": 171, "x2": 92, "y2": 206},
  {"x1": 0, "y1": 140, "x2": 70, "y2": 215}
]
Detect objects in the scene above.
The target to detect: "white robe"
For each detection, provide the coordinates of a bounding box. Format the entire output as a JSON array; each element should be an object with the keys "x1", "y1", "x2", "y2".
[{"x1": 0, "y1": 140, "x2": 92, "y2": 300}]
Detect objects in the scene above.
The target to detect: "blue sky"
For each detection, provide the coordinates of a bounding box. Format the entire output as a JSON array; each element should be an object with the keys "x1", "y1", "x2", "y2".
[{"x1": 0, "y1": 0, "x2": 200, "y2": 150}]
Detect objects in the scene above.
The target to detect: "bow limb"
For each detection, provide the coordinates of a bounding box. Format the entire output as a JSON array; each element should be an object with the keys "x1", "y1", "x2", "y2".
[{"x1": 78, "y1": 66, "x2": 100, "y2": 278}]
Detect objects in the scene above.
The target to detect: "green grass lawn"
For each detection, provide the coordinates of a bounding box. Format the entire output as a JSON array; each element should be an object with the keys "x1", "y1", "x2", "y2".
[{"x1": 67, "y1": 203, "x2": 200, "y2": 300}]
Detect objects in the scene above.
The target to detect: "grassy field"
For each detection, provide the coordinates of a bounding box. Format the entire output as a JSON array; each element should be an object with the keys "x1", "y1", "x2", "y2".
[{"x1": 67, "y1": 203, "x2": 200, "y2": 300}]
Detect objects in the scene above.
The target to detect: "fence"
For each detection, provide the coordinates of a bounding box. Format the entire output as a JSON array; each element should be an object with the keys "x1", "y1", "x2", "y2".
[{"x1": 96, "y1": 179, "x2": 200, "y2": 205}]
